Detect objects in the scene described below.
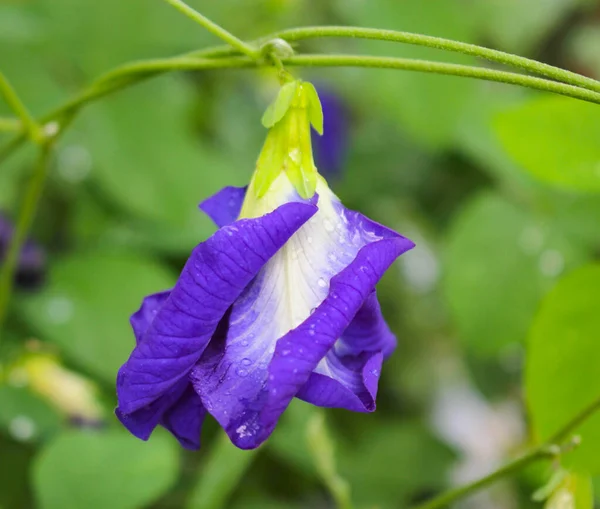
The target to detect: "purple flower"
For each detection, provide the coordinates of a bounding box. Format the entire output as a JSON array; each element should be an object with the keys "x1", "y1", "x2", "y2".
[
  {"x1": 115, "y1": 81, "x2": 415, "y2": 450},
  {"x1": 0, "y1": 212, "x2": 46, "y2": 289},
  {"x1": 312, "y1": 87, "x2": 348, "y2": 179}
]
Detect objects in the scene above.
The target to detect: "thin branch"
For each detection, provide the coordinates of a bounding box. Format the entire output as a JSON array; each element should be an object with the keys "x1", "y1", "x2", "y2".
[
  {"x1": 162, "y1": 0, "x2": 260, "y2": 60},
  {"x1": 270, "y1": 26, "x2": 600, "y2": 94},
  {"x1": 282, "y1": 54, "x2": 600, "y2": 105},
  {"x1": 0, "y1": 141, "x2": 54, "y2": 331},
  {"x1": 0, "y1": 73, "x2": 42, "y2": 143},
  {"x1": 411, "y1": 394, "x2": 600, "y2": 509}
]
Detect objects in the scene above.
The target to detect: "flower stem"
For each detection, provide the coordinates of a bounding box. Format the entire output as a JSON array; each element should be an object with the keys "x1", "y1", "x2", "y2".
[
  {"x1": 411, "y1": 394, "x2": 600, "y2": 509},
  {"x1": 282, "y1": 54, "x2": 600, "y2": 105},
  {"x1": 0, "y1": 142, "x2": 53, "y2": 333},
  {"x1": 161, "y1": 0, "x2": 260, "y2": 60},
  {"x1": 270, "y1": 26, "x2": 600, "y2": 93},
  {"x1": 0, "y1": 73, "x2": 43, "y2": 143},
  {"x1": 0, "y1": 118, "x2": 20, "y2": 132}
]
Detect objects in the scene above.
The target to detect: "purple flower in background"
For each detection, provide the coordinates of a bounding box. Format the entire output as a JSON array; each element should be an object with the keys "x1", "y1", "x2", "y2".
[
  {"x1": 0, "y1": 212, "x2": 46, "y2": 289},
  {"x1": 116, "y1": 81, "x2": 414, "y2": 450},
  {"x1": 311, "y1": 87, "x2": 348, "y2": 179}
]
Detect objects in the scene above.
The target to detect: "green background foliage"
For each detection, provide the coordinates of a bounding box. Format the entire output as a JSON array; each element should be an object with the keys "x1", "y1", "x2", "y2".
[{"x1": 1, "y1": 0, "x2": 600, "y2": 508}]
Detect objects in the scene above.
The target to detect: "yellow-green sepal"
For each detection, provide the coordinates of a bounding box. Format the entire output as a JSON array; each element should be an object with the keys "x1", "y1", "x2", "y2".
[{"x1": 253, "y1": 80, "x2": 323, "y2": 200}]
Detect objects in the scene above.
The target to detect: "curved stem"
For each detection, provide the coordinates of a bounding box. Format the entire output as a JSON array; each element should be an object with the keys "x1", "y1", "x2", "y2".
[
  {"x1": 0, "y1": 73, "x2": 42, "y2": 143},
  {"x1": 162, "y1": 0, "x2": 260, "y2": 60},
  {"x1": 0, "y1": 142, "x2": 53, "y2": 332},
  {"x1": 283, "y1": 54, "x2": 600, "y2": 105},
  {"x1": 270, "y1": 26, "x2": 600, "y2": 93},
  {"x1": 411, "y1": 394, "x2": 600, "y2": 509},
  {"x1": 0, "y1": 118, "x2": 20, "y2": 133}
]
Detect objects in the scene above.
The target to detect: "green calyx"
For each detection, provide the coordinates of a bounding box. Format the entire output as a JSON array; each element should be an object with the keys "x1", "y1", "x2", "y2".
[{"x1": 253, "y1": 80, "x2": 323, "y2": 199}]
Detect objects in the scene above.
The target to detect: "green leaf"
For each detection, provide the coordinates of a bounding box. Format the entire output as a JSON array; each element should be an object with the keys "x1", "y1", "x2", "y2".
[
  {"x1": 526, "y1": 264, "x2": 600, "y2": 474},
  {"x1": 444, "y1": 192, "x2": 588, "y2": 357},
  {"x1": 186, "y1": 432, "x2": 260, "y2": 509},
  {"x1": 33, "y1": 429, "x2": 179, "y2": 509},
  {"x1": 494, "y1": 96, "x2": 600, "y2": 193},
  {"x1": 79, "y1": 77, "x2": 247, "y2": 229},
  {"x1": 261, "y1": 81, "x2": 298, "y2": 129},
  {"x1": 17, "y1": 251, "x2": 175, "y2": 384}
]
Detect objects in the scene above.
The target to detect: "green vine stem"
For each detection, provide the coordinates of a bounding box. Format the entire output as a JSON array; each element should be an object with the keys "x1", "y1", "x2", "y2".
[
  {"x1": 270, "y1": 26, "x2": 600, "y2": 93},
  {"x1": 3, "y1": 49, "x2": 600, "y2": 165},
  {"x1": 0, "y1": 73, "x2": 43, "y2": 144},
  {"x1": 0, "y1": 141, "x2": 54, "y2": 331},
  {"x1": 283, "y1": 54, "x2": 600, "y2": 104},
  {"x1": 411, "y1": 395, "x2": 600, "y2": 509}
]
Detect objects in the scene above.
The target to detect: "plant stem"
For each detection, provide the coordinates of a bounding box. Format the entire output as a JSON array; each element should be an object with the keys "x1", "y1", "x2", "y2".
[
  {"x1": 0, "y1": 118, "x2": 20, "y2": 132},
  {"x1": 283, "y1": 54, "x2": 600, "y2": 105},
  {"x1": 0, "y1": 73, "x2": 42, "y2": 143},
  {"x1": 0, "y1": 142, "x2": 53, "y2": 332},
  {"x1": 162, "y1": 0, "x2": 260, "y2": 60},
  {"x1": 411, "y1": 394, "x2": 600, "y2": 509},
  {"x1": 270, "y1": 26, "x2": 600, "y2": 94}
]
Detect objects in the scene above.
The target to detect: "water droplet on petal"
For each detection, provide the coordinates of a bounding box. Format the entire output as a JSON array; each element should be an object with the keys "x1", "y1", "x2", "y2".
[
  {"x1": 323, "y1": 219, "x2": 334, "y2": 232},
  {"x1": 317, "y1": 277, "x2": 327, "y2": 288},
  {"x1": 308, "y1": 329, "x2": 315, "y2": 336},
  {"x1": 236, "y1": 368, "x2": 248, "y2": 377},
  {"x1": 241, "y1": 358, "x2": 252, "y2": 366}
]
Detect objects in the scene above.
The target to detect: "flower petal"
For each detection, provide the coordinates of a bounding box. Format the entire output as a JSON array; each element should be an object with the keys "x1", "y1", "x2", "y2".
[
  {"x1": 191, "y1": 179, "x2": 414, "y2": 448},
  {"x1": 117, "y1": 200, "x2": 317, "y2": 416},
  {"x1": 160, "y1": 383, "x2": 207, "y2": 450},
  {"x1": 296, "y1": 291, "x2": 394, "y2": 412},
  {"x1": 199, "y1": 186, "x2": 246, "y2": 228},
  {"x1": 130, "y1": 290, "x2": 171, "y2": 344}
]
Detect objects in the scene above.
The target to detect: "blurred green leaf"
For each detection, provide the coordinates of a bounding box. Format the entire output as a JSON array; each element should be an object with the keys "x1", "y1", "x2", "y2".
[
  {"x1": 494, "y1": 97, "x2": 600, "y2": 193},
  {"x1": 339, "y1": 422, "x2": 455, "y2": 508},
  {"x1": 444, "y1": 192, "x2": 588, "y2": 357},
  {"x1": 186, "y1": 431, "x2": 260, "y2": 509},
  {"x1": 33, "y1": 429, "x2": 179, "y2": 509},
  {"x1": 472, "y1": 0, "x2": 585, "y2": 53},
  {"x1": 526, "y1": 264, "x2": 600, "y2": 474},
  {"x1": 18, "y1": 251, "x2": 175, "y2": 384},
  {"x1": 0, "y1": 434, "x2": 35, "y2": 509},
  {"x1": 0, "y1": 386, "x2": 62, "y2": 442}
]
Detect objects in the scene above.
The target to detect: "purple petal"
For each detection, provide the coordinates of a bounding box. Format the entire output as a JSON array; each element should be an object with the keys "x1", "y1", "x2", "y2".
[
  {"x1": 296, "y1": 292, "x2": 394, "y2": 412},
  {"x1": 130, "y1": 290, "x2": 171, "y2": 344},
  {"x1": 116, "y1": 201, "x2": 317, "y2": 416},
  {"x1": 191, "y1": 187, "x2": 414, "y2": 449},
  {"x1": 199, "y1": 186, "x2": 246, "y2": 228},
  {"x1": 160, "y1": 384, "x2": 207, "y2": 450}
]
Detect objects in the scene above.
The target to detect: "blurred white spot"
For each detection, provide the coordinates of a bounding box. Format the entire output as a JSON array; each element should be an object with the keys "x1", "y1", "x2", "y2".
[
  {"x1": 400, "y1": 231, "x2": 439, "y2": 294},
  {"x1": 539, "y1": 249, "x2": 564, "y2": 277},
  {"x1": 58, "y1": 145, "x2": 92, "y2": 183},
  {"x1": 9, "y1": 416, "x2": 36, "y2": 441},
  {"x1": 43, "y1": 121, "x2": 60, "y2": 138},
  {"x1": 519, "y1": 226, "x2": 544, "y2": 255},
  {"x1": 46, "y1": 296, "x2": 74, "y2": 324}
]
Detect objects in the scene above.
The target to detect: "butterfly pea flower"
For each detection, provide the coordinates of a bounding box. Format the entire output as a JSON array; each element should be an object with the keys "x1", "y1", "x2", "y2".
[{"x1": 116, "y1": 81, "x2": 415, "y2": 450}]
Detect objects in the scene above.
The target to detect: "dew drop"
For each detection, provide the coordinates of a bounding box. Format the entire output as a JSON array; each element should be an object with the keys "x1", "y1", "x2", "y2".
[
  {"x1": 241, "y1": 339, "x2": 249, "y2": 347},
  {"x1": 308, "y1": 329, "x2": 315, "y2": 336},
  {"x1": 241, "y1": 358, "x2": 252, "y2": 366},
  {"x1": 281, "y1": 349, "x2": 291, "y2": 356},
  {"x1": 317, "y1": 277, "x2": 327, "y2": 288},
  {"x1": 236, "y1": 368, "x2": 248, "y2": 377},
  {"x1": 323, "y1": 219, "x2": 334, "y2": 232}
]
